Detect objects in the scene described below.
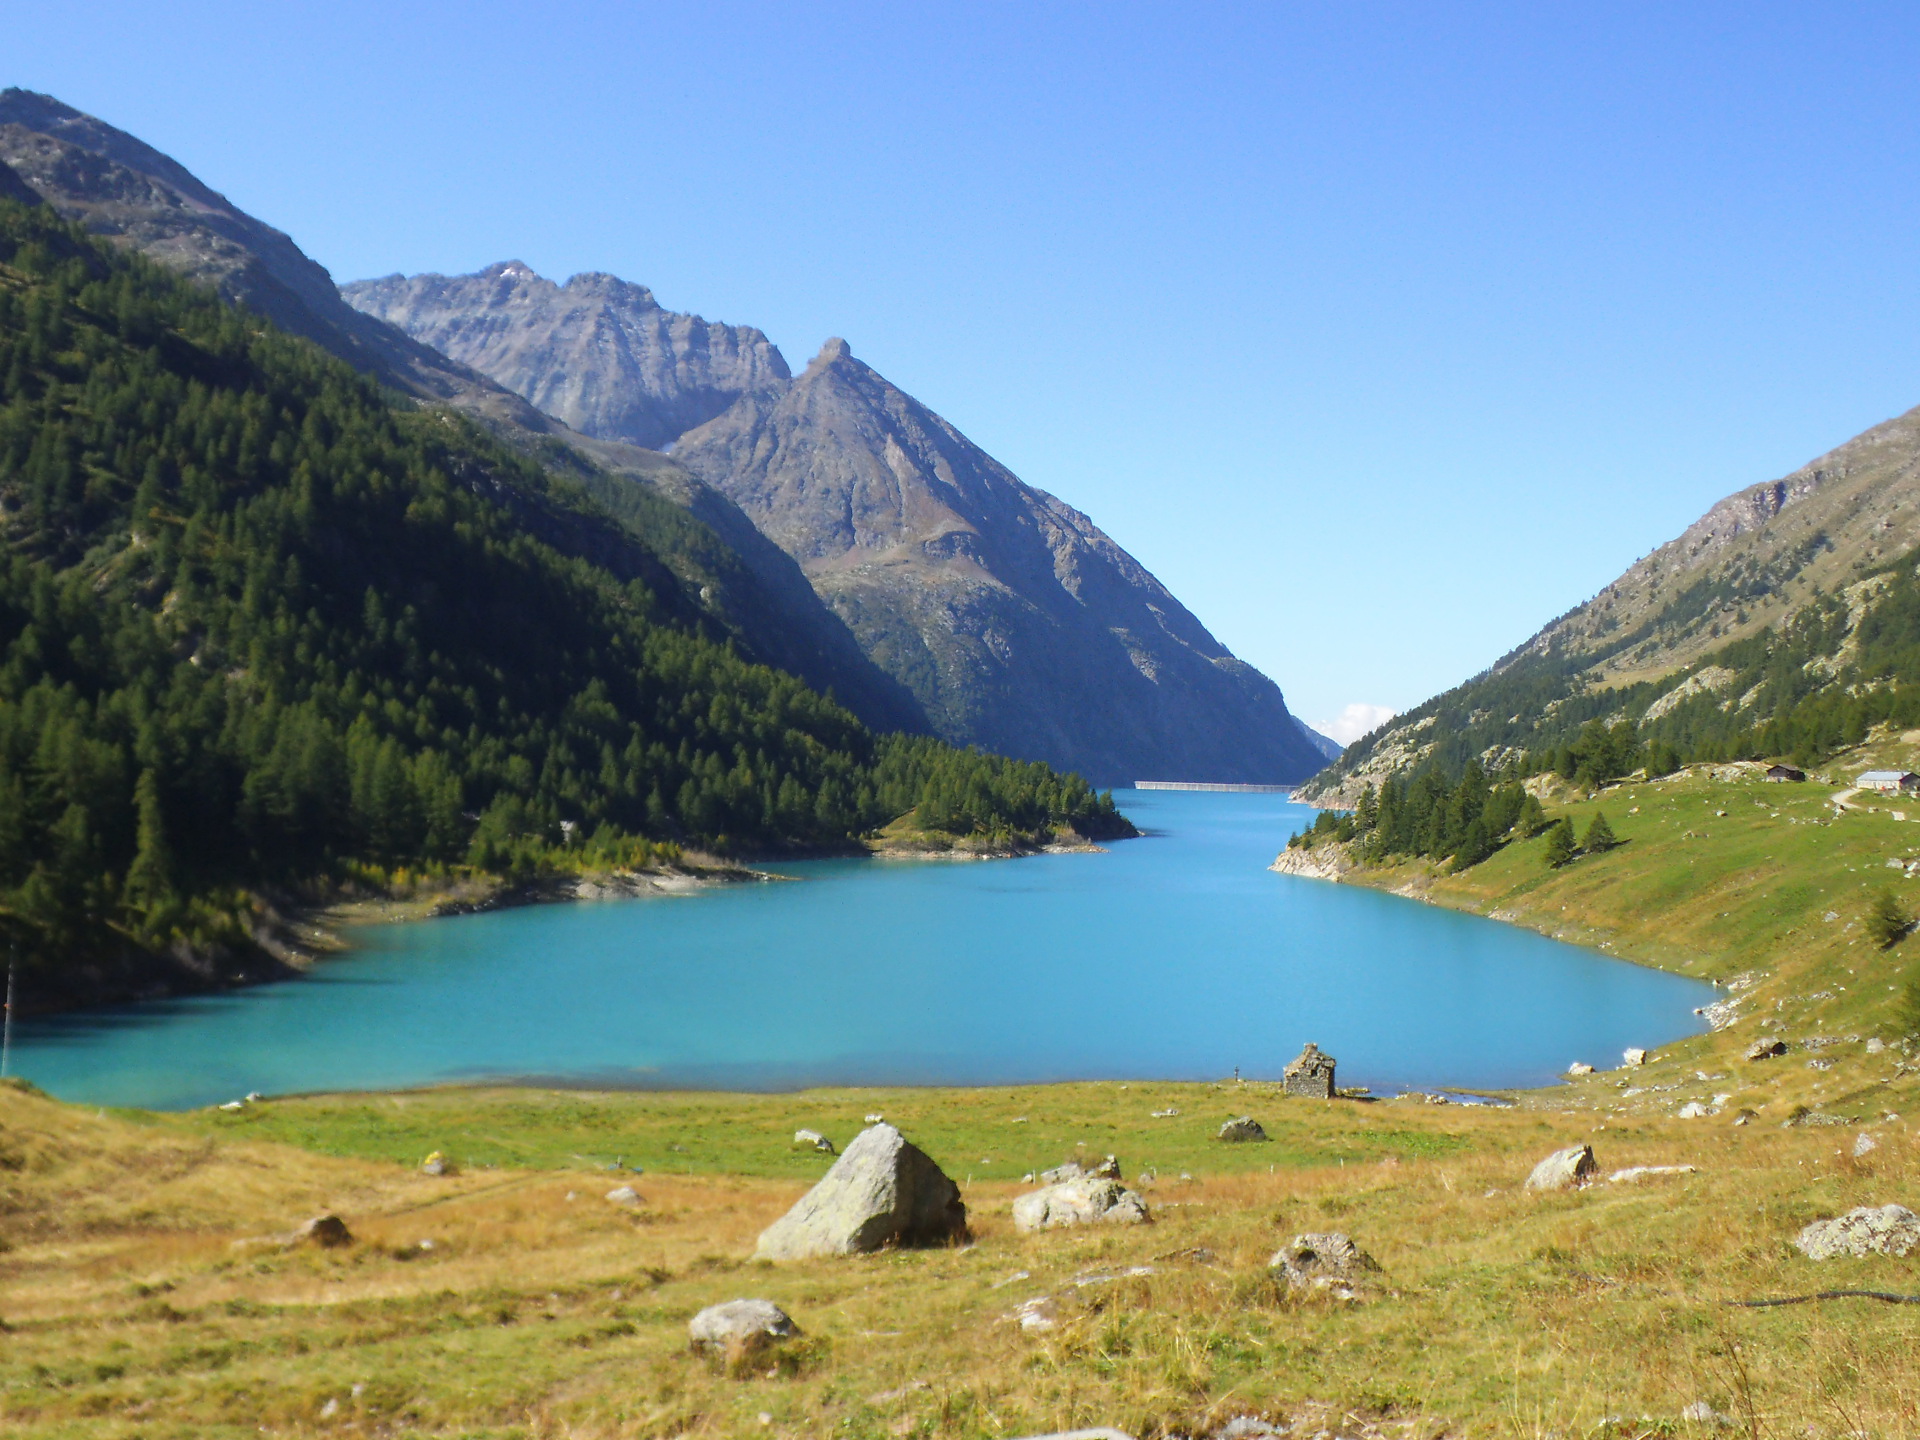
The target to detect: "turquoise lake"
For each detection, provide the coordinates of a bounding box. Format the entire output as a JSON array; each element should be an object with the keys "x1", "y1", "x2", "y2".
[{"x1": 10, "y1": 789, "x2": 1712, "y2": 1110}]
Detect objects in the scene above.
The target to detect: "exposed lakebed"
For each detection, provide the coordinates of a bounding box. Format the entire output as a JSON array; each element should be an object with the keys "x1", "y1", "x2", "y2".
[{"x1": 14, "y1": 790, "x2": 1711, "y2": 1109}]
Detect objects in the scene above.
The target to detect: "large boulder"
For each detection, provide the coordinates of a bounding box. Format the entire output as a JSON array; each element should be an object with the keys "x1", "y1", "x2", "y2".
[
  {"x1": 1525, "y1": 1144, "x2": 1597, "y2": 1191},
  {"x1": 1744, "y1": 1038, "x2": 1788, "y2": 1061},
  {"x1": 1012, "y1": 1176, "x2": 1150, "y2": 1232},
  {"x1": 1217, "y1": 1116, "x2": 1268, "y2": 1142},
  {"x1": 688, "y1": 1299, "x2": 799, "y2": 1354},
  {"x1": 1794, "y1": 1204, "x2": 1920, "y2": 1259},
  {"x1": 754, "y1": 1123, "x2": 966, "y2": 1260},
  {"x1": 1269, "y1": 1232, "x2": 1379, "y2": 1299}
]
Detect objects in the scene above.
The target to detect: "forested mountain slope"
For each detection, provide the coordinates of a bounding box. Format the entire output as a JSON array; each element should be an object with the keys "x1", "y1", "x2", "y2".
[
  {"x1": 0, "y1": 89, "x2": 921, "y2": 735},
  {"x1": 0, "y1": 204, "x2": 1125, "y2": 1005},
  {"x1": 1303, "y1": 401, "x2": 1920, "y2": 813},
  {"x1": 353, "y1": 260, "x2": 1328, "y2": 785}
]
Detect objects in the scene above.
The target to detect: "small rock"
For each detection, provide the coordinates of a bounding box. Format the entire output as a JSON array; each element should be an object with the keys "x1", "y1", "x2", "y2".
[
  {"x1": 1525, "y1": 1144, "x2": 1597, "y2": 1191},
  {"x1": 298, "y1": 1214, "x2": 352, "y2": 1248},
  {"x1": 1011, "y1": 1295, "x2": 1058, "y2": 1332},
  {"x1": 1268, "y1": 1231, "x2": 1379, "y2": 1299},
  {"x1": 864, "y1": 1113, "x2": 885, "y2": 1124},
  {"x1": 1041, "y1": 1154, "x2": 1120, "y2": 1184},
  {"x1": 1854, "y1": 1133, "x2": 1878, "y2": 1158},
  {"x1": 420, "y1": 1151, "x2": 454, "y2": 1176},
  {"x1": 1217, "y1": 1116, "x2": 1268, "y2": 1143},
  {"x1": 755, "y1": 1124, "x2": 966, "y2": 1260},
  {"x1": 605, "y1": 1185, "x2": 643, "y2": 1207},
  {"x1": 1730, "y1": 1109, "x2": 1757, "y2": 1126},
  {"x1": 1567, "y1": 1062, "x2": 1595, "y2": 1076},
  {"x1": 1744, "y1": 1038, "x2": 1788, "y2": 1060},
  {"x1": 219, "y1": 1100, "x2": 245, "y2": 1111},
  {"x1": 319, "y1": 1396, "x2": 339, "y2": 1419},
  {"x1": 688, "y1": 1298, "x2": 799, "y2": 1354},
  {"x1": 1680, "y1": 1400, "x2": 1734, "y2": 1426},
  {"x1": 1794, "y1": 1204, "x2": 1920, "y2": 1259},
  {"x1": 1866, "y1": 1037, "x2": 1887, "y2": 1055},
  {"x1": 1807, "y1": 1057, "x2": 1834, "y2": 1071},
  {"x1": 1623, "y1": 1047, "x2": 1650, "y2": 1066},
  {"x1": 1608, "y1": 1165, "x2": 1698, "y2": 1183},
  {"x1": 793, "y1": 1128, "x2": 836, "y2": 1154},
  {"x1": 1677, "y1": 1102, "x2": 1710, "y2": 1119},
  {"x1": 1012, "y1": 1176, "x2": 1151, "y2": 1232}
]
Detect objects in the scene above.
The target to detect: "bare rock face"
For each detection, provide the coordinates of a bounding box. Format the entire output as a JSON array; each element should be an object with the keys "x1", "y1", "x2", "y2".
[
  {"x1": 1794, "y1": 1204, "x2": 1920, "y2": 1259},
  {"x1": 688, "y1": 1298, "x2": 799, "y2": 1354},
  {"x1": 343, "y1": 264, "x2": 790, "y2": 452},
  {"x1": 352, "y1": 263, "x2": 1330, "y2": 786},
  {"x1": 754, "y1": 1124, "x2": 966, "y2": 1260},
  {"x1": 669, "y1": 339, "x2": 1328, "y2": 786},
  {"x1": 1269, "y1": 1232, "x2": 1379, "y2": 1299},
  {"x1": 1525, "y1": 1144, "x2": 1597, "y2": 1191},
  {"x1": 1012, "y1": 1177, "x2": 1150, "y2": 1232}
]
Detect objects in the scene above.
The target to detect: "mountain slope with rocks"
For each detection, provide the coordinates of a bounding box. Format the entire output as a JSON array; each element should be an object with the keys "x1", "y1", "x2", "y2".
[
  {"x1": 1302, "y1": 401, "x2": 1920, "y2": 804},
  {"x1": 671, "y1": 338, "x2": 1325, "y2": 783},
  {"x1": 0, "y1": 89, "x2": 922, "y2": 735},
  {"x1": 349, "y1": 261, "x2": 1326, "y2": 784},
  {"x1": 343, "y1": 264, "x2": 790, "y2": 451}
]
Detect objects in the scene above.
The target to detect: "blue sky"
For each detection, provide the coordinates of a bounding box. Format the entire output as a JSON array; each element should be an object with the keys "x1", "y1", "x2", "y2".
[{"x1": 12, "y1": 3, "x2": 1920, "y2": 737}]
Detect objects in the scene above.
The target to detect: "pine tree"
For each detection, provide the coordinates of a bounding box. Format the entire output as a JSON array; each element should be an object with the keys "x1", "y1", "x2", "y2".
[
  {"x1": 1543, "y1": 818, "x2": 1577, "y2": 869},
  {"x1": 1515, "y1": 793, "x2": 1548, "y2": 838},
  {"x1": 121, "y1": 769, "x2": 174, "y2": 918},
  {"x1": 1583, "y1": 810, "x2": 1618, "y2": 853},
  {"x1": 1866, "y1": 889, "x2": 1913, "y2": 949}
]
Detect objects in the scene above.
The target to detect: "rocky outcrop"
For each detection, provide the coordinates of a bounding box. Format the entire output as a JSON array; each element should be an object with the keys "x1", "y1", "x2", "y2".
[
  {"x1": 754, "y1": 1124, "x2": 966, "y2": 1260},
  {"x1": 1011, "y1": 1176, "x2": 1150, "y2": 1232},
  {"x1": 1525, "y1": 1144, "x2": 1597, "y2": 1191},
  {"x1": 1269, "y1": 1232, "x2": 1379, "y2": 1299},
  {"x1": 1217, "y1": 1117, "x2": 1268, "y2": 1142},
  {"x1": 344, "y1": 265, "x2": 790, "y2": 451},
  {"x1": 1268, "y1": 843, "x2": 1357, "y2": 881},
  {"x1": 1794, "y1": 1205, "x2": 1920, "y2": 1259}
]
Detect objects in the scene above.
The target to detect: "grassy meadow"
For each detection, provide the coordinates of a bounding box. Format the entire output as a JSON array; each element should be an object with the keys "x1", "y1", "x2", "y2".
[{"x1": 4, "y1": 739, "x2": 1920, "y2": 1438}]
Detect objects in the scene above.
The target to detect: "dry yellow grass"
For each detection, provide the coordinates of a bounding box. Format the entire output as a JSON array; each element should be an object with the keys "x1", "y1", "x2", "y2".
[{"x1": 4, "y1": 1072, "x2": 1919, "y2": 1440}]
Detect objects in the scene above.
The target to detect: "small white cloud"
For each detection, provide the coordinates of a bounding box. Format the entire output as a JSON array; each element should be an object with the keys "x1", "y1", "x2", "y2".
[{"x1": 1318, "y1": 703, "x2": 1397, "y2": 747}]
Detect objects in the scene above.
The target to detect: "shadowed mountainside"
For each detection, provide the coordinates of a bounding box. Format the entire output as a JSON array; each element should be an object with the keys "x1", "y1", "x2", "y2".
[
  {"x1": 672, "y1": 338, "x2": 1326, "y2": 784},
  {"x1": 347, "y1": 258, "x2": 1326, "y2": 784},
  {"x1": 0, "y1": 89, "x2": 924, "y2": 735}
]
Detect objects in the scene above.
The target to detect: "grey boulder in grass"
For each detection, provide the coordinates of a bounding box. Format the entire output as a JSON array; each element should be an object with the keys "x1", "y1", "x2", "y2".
[
  {"x1": 1525, "y1": 1144, "x2": 1597, "y2": 1191},
  {"x1": 688, "y1": 1299, "x2": 799, "y2": 1354},
  {"x1": 754, "y1": 1124, "x2": 967, "y2": 1260},
  {"x1": 1012, "y1": 1177, "x2": 1150, "y2": 1233},
  {"x1": 1794, "y1": 1204, "x2": 1920, "y2": 1259}
]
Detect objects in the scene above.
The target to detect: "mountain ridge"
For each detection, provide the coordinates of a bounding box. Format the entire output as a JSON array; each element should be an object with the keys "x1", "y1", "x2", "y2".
[
  {"x1": 0, "y1": 89, "x2": 924, "y2": 737},
  {"x1": 352, "y1": 266, "x2": 1328, "y2": 784}
]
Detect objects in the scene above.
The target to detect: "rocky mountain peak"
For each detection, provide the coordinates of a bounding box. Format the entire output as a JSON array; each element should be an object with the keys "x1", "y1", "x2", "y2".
[
  {"x1": 343, "y1": 263, "x2": 788, "y2": 452},
  {"x1": 806, "y1": 337, "x2": 854, "y2": 372}
]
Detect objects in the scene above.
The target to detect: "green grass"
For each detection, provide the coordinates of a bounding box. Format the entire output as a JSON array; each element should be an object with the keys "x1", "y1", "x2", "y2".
[{"x1": 155, "y1": 1081, "x2": 1473, "y2": 1181}]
